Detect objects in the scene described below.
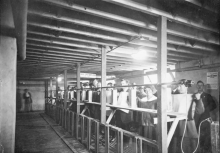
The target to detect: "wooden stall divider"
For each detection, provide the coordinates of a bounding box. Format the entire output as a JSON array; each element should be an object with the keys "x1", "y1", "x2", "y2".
[
  {"x1": 120, "y1": 131, "x2": 123, "y2": 153},
  {"x1": 81, "y1": 115, "x2": 85, "y2": 143},
  {"x1": 71, "y1": 112, "x2": 75, "y2": 137},
  {"x1": 64, "y1": 109, "x2": 67, "y2": 129},
  {"x1": 88, "y1": 91, "x2": 93, "y2": 102},
  {"x1": 105, "y1": 125, "x2": 110, "y2": 153},
  {"x1": 62, "y1": 109, "x2": 65, "y2": 128},
  {"x1": 95, "y1": 121, "x2": 100, "y2": 153},
  {"x1": 76, "y1": 113, "x2": 79, "y2": 140},
  {"x1": 134, "y1": 137, "x2": 138, "y2": 153},
  {"x1": 68, "y1": 111, "x2": 71, "y2": 133},
  {"x1": 139, "y1": 139, "x2": 143, "y2": 153},
  {"x1": 112, "y1": 90, "x2": 117, "y2": 106},
  {"x1": 87, "y1": 118, "x2": 91, "y2": 150}
]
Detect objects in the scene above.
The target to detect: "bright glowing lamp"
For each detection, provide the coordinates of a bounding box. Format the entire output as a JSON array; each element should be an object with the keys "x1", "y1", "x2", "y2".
[
  {"x1": 131, "y1": 49, "x2": 147, "y2": 60},
  {"x1": 57, "y1": 77, "x2": 62, "y2": 82}
]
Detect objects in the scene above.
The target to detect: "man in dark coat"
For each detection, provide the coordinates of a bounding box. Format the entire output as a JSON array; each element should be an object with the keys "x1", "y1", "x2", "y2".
[
  {"x1": 193, "y1": 80, "x2": 217, "y2": 153},
  {"x1": 171, "y1": 79, "x2": 203, "y2": 153}
]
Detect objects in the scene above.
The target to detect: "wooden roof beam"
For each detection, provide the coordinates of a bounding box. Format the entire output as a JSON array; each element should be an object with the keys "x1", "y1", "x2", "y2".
[
  {"x1": 28, "y1": 3, "x2": 220, "y2": 49},
  {"x1": 40, "y1": 0, "x2": 219, "y2": 44},
  {"x1": 184, "y1": 0, "x2": 219, "y2": 14},
  {"x1": 103, "y1": 0, "x2": 219, "y2": 33}
]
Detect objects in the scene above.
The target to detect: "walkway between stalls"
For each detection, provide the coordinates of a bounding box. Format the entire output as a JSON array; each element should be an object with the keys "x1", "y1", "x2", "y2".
[{"x1": 15, "y1": 111, "x2": 90, "y2": 153}]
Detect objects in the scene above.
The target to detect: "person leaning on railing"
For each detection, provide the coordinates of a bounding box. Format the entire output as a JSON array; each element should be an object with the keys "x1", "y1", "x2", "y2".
[
  {"x1": 137, "y1": 86, "x2": 157, "y2": 140},
  {"x1": 116, "y1": 79, "x2": 130, "y2": 128}
]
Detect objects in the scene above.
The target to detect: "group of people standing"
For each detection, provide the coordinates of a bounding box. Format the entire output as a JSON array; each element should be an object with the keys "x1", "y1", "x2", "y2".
[
  {"x1": 55, "y1": 78, "x2": 217, "y2": 152},
  {"x1": 102, "y1": 78, "x2": 216, "y2": 153}
]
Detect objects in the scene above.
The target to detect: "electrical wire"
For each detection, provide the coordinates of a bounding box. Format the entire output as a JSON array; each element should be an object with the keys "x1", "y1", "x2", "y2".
[
  {"x1": 180, "y1": 117, "x2": 212, "y2": 153},
  {"x1": 180, "y1": 112, "x2": 188, "y2": 153},
  {"x1": 192, "y1": 118, "x2": 212, "y2": 153},
  {"x1": 180, "y1": 92, "x2": 188, "y2": 153}
]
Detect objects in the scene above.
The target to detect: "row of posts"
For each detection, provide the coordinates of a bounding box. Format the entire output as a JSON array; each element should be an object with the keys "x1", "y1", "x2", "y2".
[{"x1": 45, "y1": 16, "x2": 168, "y2": 153}]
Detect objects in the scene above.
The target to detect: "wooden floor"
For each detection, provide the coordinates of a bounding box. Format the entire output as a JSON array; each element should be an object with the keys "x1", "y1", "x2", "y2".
[{"x1": 15, "y1": 111, "x2": 89, "y2": 153}]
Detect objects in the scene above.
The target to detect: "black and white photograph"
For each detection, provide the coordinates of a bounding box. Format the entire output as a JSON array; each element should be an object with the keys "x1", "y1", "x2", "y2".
[{"x1": 0, "y1": 0, "x2": 219, "y2": 152}]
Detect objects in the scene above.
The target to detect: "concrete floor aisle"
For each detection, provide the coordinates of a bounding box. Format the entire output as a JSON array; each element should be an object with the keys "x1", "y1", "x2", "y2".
[{"x1": 15, "y1": 111, "x2": 90, "y2": 153}]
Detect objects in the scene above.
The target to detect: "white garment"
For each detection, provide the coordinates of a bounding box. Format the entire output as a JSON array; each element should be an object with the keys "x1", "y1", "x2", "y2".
[
  {"x1": 25, "y1": 92, "x2": 30, "y2": 97},
  {"x1": 117, "y1": 92, "x2": 129, "y2": 113}
]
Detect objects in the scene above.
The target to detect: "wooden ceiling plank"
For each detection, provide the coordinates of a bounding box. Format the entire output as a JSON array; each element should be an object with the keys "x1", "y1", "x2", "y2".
[{"x1": 40, "y1": 0, "x2": 219, "y2": 44}]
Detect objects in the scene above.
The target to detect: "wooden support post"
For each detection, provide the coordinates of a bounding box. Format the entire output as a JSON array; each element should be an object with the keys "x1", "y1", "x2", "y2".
[
  {"x1": 56, "y1": 76, "x2": 59, "y2": 101},
  {"x1": 45, "y1": 80, "x2": 48, "y2": 113},
  {"x1": 71, "y1": 112, "x2": 75, "y2": 136},
  {"x1": 63, "y1": 109, "x2": 65, "y2": 128},
  {"x1": 167, "y1": 118, "x2": 181, "y2": 147},
  {"x1": 134, "y1": 137, "x2": 138, "y2": 153},
  {"x1": 129, "y1": 89, "x2": 137, "y2": 108},
  {"x1": 68, "y1": 111, "x2": 71, "y2": 132},
  {"x1": 64, "y1": 70, "x2": 67, "y2": 109},
  {"x1": 88, "y1": 91, "x2": 93, "y2": 102},
  {"x1": 105, "y1": 125, "x2": 110, "y2": 153},
  {"x1": 95, "y1": 121, "x2": 100, "y2": 153},
  {"x1": 106, "y1": 109, "x2": 116, "y2": 124},
  {"x1": 77, "y1": 63, "x2": 81, "y2": 114},
  {"x1": 59, "y1": 108, "x2": 62, "y2": 125},
  {"x1": 120, "y1": 131, "x2": 123, "y2": 153},
  {"x1": 157, "y1": 16, "x2": 168, "y2": 153},
  {"x1": 45, "y1": 80, "x2": 48, "y2": 102},
  {"x1": 50, "y1": 77, "x2": 53, "y2": 103},
  {"x1": 112, "y1": 90, "x2": 117, "y2": 105},
  {"x1": 87, "y1": 118, "x2": 91, "y2": 150},
  {"x1": 129, "y1": 89, "x2": 137, "y2": 121},
  {"x1": 101, "y1": 46, "x2": 107, "y2": 124},
  {"x1": 76, "y1": 114, "x2": 79, "y2": 140},
  {"x1": 139, "y1": 139, "x2": 143, "y2": 153},
  {"x1": 81, "y1": 116, "x2": 85, "y2": 143}
]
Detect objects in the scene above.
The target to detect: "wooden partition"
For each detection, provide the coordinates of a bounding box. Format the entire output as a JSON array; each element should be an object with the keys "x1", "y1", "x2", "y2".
[{"x1": 45, "y1": 103, "x2": 159, "y2": 153}]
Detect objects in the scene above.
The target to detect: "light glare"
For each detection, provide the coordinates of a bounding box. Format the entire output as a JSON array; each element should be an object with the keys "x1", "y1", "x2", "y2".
[
  {"x1": 131, "y1": 50, "x2": 147, "y2": 60},
  {"x1": 57, "y1": 77, "x2": 62, "y2": 82}
]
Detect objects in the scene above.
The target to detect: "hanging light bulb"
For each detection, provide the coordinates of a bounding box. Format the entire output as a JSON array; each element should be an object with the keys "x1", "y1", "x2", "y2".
[
  {"x1": 131, "y1": 49, "x2": 148, "y2": 60},
  {"x1": 57, "y1": 77, "x2": 62, "y2": 82}
]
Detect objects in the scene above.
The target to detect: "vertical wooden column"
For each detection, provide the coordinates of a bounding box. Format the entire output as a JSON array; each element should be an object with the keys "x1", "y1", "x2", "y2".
[
  {"x1": 64, "y1": 70, "x2": 67, "y2": 109},
  {"x1": 77, "y1": 63, "x2": 81, "y2": 114},
  {"x1": 101, "y1": 46, "x2": 107, "y2": 124},
  {"x1": 0, "y1": 36, "x2": 17, "y2": 153},
  {"x1": 56, "y1": 76, "x2": 59, "y2": 100},
  {"x1": 157, "y1": 16, "x2": 167, "y2": 153},
  {"x1": 50, "y1": 77, "x2": 53, "y2": 103},
  {"x1": 45, "y1": 80, "x2": 48, "y2": 102}
]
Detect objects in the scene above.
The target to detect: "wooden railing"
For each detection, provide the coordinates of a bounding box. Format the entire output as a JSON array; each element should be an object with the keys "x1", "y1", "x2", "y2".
[{"x1": 45, "y1": 103, "x2": 159, "y2": 153}]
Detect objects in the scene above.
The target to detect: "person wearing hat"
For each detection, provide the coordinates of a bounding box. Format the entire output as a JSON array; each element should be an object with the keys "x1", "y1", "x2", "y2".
[{"x1": 171, "y1": 79, "x2": 188, "y2": 94}]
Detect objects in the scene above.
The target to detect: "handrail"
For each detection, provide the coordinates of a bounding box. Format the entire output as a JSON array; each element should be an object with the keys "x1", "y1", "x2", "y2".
[
  {"x1": 84, "y1": 101, "x2": 186, "y2": 117},
  {"x1": 47, "y1": 81, "x2": 180, "y2": 92},
  {"x1": 45, "y1": 103, "x2": 158, "y2": 153},
  {"x1": 48, "y1": 99, "x2": 186, "y2": 117}
]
